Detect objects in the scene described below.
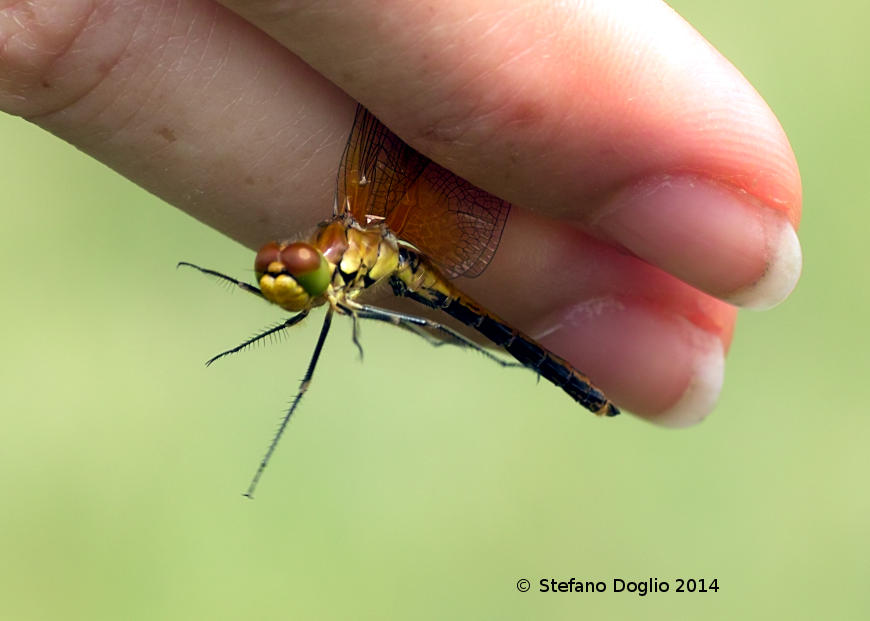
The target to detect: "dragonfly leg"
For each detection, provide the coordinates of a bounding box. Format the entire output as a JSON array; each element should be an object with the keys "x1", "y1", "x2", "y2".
[
  {"x1": 349, "y1": 310, "x2": 365, "y2": 361},
  {"x1": 205, "y1": 310, "x2": 310, "y2": 367},
  {"x1": 393, "y1": 322, "x2": 457, "y2": 348},
  {"x1": 244, "y1": 307, "x2": 334, "y2": 499},
  {"x1": 345, "y1": 302, "x2": 523, "y2": 370},
  {"x1": 177, "y1": 262, "x2": 264, "y2": 299}
]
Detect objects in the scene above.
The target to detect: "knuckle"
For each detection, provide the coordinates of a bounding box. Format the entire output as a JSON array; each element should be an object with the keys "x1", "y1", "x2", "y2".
[{"x1": 0, "y1": 0, "x2": 136, "y2": 118}]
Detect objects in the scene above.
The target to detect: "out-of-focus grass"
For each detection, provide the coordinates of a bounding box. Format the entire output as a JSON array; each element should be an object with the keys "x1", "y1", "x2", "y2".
[{"x1": 1, "y1": 1, "x2": 868, "y2": 619}]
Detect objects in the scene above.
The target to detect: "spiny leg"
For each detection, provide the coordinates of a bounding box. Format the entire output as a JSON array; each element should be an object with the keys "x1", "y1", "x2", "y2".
[
  {"x1": 206, "y1": 311, "x2": 310, "y2": 367},
  {"x1": 177, "y1": 261, "x2": 264, "y2": 299},
  {"x1": 244, "y1": 307, "x2": 334, "y2": 499},
  {"x1": 388, "y1": 320, "x2": 500, "y2": 355},
  {"x1": 345, "y1": 302, "x2": 523, "y2": 370}
]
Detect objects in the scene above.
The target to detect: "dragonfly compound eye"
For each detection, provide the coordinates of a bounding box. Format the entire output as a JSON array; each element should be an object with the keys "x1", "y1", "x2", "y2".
[
  {"x1": 255, "y1": 241, "x2": 330, "y2": 311},
  {"x1": 254, "y1": 241, "x2": 282, "y2": 275}
]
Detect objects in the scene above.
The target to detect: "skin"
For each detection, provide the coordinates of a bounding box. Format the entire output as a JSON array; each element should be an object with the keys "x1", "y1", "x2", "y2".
[{"x1": 0, "y1": 0, "x2": 802, "y2": 424}]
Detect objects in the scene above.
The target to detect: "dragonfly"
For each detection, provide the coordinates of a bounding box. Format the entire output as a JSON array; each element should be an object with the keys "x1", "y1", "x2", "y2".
[{"x1": 181, "y1": 105, "x2": 618, "y2": 497}]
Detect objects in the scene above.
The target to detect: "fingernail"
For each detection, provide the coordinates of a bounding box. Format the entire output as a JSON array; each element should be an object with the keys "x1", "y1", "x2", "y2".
[
  {"x1": 725, "y1": 216, "x2": 802, "y2": 310},
  {"x1": 594, "y1": 175, "x2": 802, "y2": 309},
  {"x1": 651, "y1": 337, "x2": 724, "y2": 428}
]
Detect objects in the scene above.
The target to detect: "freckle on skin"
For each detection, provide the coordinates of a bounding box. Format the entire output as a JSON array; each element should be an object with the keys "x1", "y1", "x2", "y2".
[
  {"x1": 245, "y1": 176, "x2": 255, "y2": 185},
  {"x1": 507, "y1": 101, "x2": 544, "y2": 126},
  {"x1": 156, "y1": 126, "x2": 176, "y2": 142}
]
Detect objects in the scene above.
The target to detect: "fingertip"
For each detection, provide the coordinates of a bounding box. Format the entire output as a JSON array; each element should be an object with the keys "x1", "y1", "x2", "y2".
[
  {"x1": 593, "y1": 176, "x2": 802, "y2": 309},
  {"x1": 532, "y1": 297, "x2": 731, "y2": 423}
]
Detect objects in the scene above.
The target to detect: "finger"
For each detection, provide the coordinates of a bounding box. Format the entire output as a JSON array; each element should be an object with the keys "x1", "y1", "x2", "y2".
[
  {"x1": 0, "y1": 0, "x2": 733, "y2": 421},
  {"x1": 0, "y1": 0, "x2": 353, "y2": 249},
  {"x1": 219, "y1": 0, "x2": 803, "y2": 309}
]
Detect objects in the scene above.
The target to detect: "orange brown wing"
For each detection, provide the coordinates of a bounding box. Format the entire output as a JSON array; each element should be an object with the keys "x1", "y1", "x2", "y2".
[{"x1": 337, "y1": 106, "x2": 510, "y2": 279}]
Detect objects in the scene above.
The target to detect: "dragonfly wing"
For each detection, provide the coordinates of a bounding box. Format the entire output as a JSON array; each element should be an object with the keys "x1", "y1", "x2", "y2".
[
  {"x1": 401, "y1": 162, "x2": 510, "y2": 279},
  {"x1": 337, "y1": 106, "x2": 427, "y2": 222},
  {"x1": 338, "y1": 105, "x2": 511, "y2": 279}
]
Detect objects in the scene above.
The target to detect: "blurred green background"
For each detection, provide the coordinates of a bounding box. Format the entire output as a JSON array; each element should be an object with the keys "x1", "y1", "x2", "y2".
[{"x1": 1, "y1": 1, "x2": 867, "y2": 619}]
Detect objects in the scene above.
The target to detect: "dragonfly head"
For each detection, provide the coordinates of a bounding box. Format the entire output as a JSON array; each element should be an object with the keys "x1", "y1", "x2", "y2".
[{"x1": 254, "y1": 241, "x2": 331, "y2": 311}]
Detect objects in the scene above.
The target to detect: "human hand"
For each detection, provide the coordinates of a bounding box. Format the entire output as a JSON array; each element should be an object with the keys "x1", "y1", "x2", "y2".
[{"x1": 0, "y1": 0, "x2": 801, "y2": 425}]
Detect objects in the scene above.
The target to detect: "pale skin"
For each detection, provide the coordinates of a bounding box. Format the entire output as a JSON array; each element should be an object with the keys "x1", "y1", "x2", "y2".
[{"x1": 0, "y1": 0, "x2": 802, "y2": 425}]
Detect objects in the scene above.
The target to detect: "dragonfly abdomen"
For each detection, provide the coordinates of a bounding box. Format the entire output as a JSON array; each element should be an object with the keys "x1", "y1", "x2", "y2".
[
  {"x1": 392, "y1": 248, "x2": 619, "y2": 417},
  {"x1": 446, "y1": 297, "x2": 618, "y2": 417}
]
